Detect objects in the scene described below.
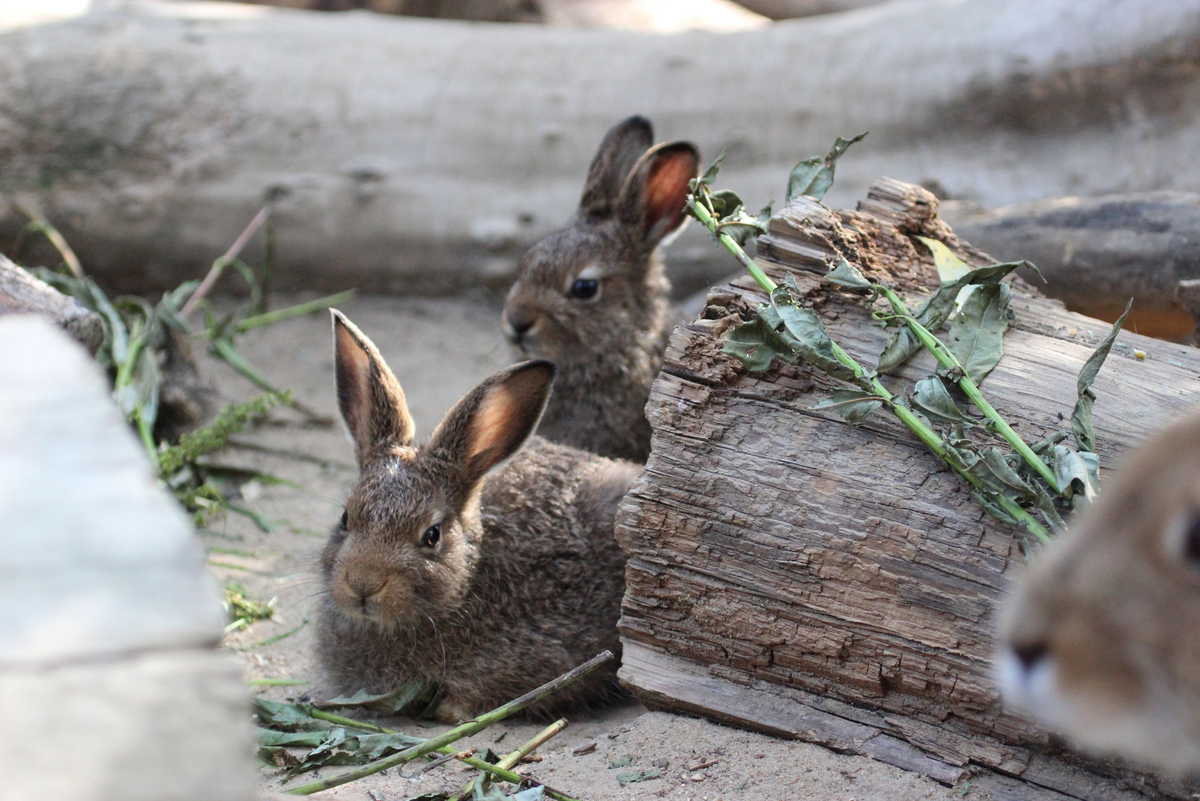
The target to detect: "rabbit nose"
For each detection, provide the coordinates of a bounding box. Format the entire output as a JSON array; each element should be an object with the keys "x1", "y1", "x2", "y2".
[
  {"x1": 503, "y1": 308, "x2": 537, "y2": 343},
  {"x1": 1013, "y1": 641, "x2": 1049, "y2": 671},
  {"x1": 348, "y1": 572, "x2": 386, "y2": 607}
]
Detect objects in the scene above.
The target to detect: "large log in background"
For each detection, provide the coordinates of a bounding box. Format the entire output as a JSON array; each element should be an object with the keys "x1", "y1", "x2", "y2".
[
  {"x1": 2, "y1": 0, "x2": 1199, "y2": 298},
  {"x1": 616, "y1": 179, "x2": 1200, "y2": 800}
]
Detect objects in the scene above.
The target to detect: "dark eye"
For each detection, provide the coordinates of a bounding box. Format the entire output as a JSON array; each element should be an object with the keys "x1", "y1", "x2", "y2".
[
  {"x1": 569, "y1": 278, "x2": 599, "y2": 301},
  {"x1": 421, "y1": 524, "x2": 441, "y2": 548},
  {"x1": 1184, "y1": 516, "x2": 1200, "y2": 564},
  {"x1": 339, "y1": 509, "x2": 349, "y2": 529}
]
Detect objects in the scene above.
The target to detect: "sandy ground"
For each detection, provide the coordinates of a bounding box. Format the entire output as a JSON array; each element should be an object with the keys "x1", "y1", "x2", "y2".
[{"x1": 197, "y1": 292, "x2": 965, "y2": 801}]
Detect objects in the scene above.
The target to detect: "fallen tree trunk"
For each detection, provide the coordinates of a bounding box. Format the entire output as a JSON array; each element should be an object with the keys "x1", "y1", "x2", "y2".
[
  {"x1": 944, "y1": 193, "x2": 1200, "y2": 342},
  {"x1": 0, "y1": 255, "x2": 104, "y2": 354},
  {"x1": 617, "y1": 178, "x2": 1200, "y2": 799},
  {"x1": 1, "y1": 0, "x2": 1198, "y2": 297}
]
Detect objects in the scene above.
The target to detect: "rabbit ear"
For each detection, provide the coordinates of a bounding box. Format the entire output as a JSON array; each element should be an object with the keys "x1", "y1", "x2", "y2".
[
  {"x1": 331, "y1": 310, "x2": 415, "y2": 466},
  {"x1": 616, "y1": 140, "x2": 701, "y2": 251},
  {"x1": 429, "y1": 360, "x2": 555, "y2": 490},
  {"x1": 579, "y1": 115, "x2": 654, "y2": 219}
]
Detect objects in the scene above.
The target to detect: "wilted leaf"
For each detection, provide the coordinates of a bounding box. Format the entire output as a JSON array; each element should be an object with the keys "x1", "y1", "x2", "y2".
[
  {"x1": 941, "y1": 441, "x2": 1037, "y2": 508},
  {"x1": 911, "y1": 377, "x2": 966, "y2": 425},
  {"x1": 698, "y1": 152, "x2": 725, "y2": 188},
  {"x1": 825, "y1": 256, "x2": 872, "y2": 291},
  {"x1": 321, "y1": 679, "x2": 429, "y2": 714},
  {"x1": 257, "y1": 727, "x2": 329, "y2": 748},
  {"x1": 812, "y1": 389, "x2": 886, "y2": 424},
  {"x1": 766, "y1": 274, "x2": 859, "y2": 382},
  {"x1": 1052, "y1": 444, "x2": 1098, "y2": 504},
  {"x1": 877, "y1": 261, "x2": 1029, "y2": 373},
  {"x1": 786, "y1": 132, "x2": 868, "y2": 202},
  {"x1": 716, "y1": 205, "x2": 770, "y2": 246},
  {"x1": 722, "y1": 318, "x2": 781, "y2": 372},
  {"x1": 709, "y1": 189, "x2": 744, "y2": 218},
  {"x1": 253, "y1": 698, "x2": 330, "y2": 732},
  {"x1": 945, "y1": 282, "x2": 1012, "y2": 384},
  {"x1": 915, "y1": 237, "x2": 971, "y2": 283},
  {"x1": 1071, "y1": 300, "x2": 1131, "y2": 453}
]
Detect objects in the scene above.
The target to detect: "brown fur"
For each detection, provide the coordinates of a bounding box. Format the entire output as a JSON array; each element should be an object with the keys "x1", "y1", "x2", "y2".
[
  {"x1": 318, "y1": 311, "x2": 640, "y2": 722},
  {"x1": 1000, "y1": 412, "x2": 1200, "y2": 772},
  {"x1": 502, "y1": 116, "x2": 700, "y2": 462}
]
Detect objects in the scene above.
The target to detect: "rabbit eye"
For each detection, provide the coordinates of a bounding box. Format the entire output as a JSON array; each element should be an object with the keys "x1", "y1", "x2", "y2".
[
  {"x1": 339, "y1": 509, "x2": 349, "y2": 529},
  {"x1": 569, "y1": 278, "x2": 600, "y2": 302},
  {"x1": 421, "y1": 524, "x2": 441, "y2": 548},
  {"x1": 1183, "y1": 515, "x2": 1200, "y2": 564}
]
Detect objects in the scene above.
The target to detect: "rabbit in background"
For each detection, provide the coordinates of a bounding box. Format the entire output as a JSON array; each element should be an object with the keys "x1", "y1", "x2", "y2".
[
  {"x1": 502, "y1": 115, "x2": 700, "y2": 463},
  {"x1": 999, "y1": 412, "x2": 1200, "y2": 774},
  {"x1": 316, "y1": 310, "x2": 640, "y2": 723}
]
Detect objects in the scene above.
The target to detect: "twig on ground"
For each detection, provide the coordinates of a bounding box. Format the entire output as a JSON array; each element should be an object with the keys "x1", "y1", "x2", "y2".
[{"x1": 181, "y1": 206, "x2": 271, "y2": 318}]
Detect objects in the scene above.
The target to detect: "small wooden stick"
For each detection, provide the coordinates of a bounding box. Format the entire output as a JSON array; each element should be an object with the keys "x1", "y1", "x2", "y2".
[{"x1": 180, "y1": 206, "x2": 270, "y2": 318}]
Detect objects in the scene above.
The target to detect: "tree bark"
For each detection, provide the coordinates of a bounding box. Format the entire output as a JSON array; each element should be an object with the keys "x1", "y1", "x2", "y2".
[
  {"x1": 1, "y1": 0, "x2": 1198, "y2": 297},
  {"x1": 616, "y1": 178, "x2": 1200, "y2": 799}
]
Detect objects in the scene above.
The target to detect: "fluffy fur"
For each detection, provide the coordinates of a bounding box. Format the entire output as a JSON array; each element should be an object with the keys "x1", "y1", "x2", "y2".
[
  {"x1": 317, "y1": 310, "x2": 640, "y2": 722},
  {"x1": 502, "y1": 115, "x2": 700, "y2": 462},
  {"x1": 999, "y1": 412, "x2": 1200, "y2": 773}
]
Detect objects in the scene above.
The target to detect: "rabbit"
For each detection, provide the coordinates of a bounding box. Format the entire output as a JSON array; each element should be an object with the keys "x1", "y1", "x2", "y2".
[
  {"x1": 501, "y1": 115, "x2": 701, "y2": 463},
  {"x1": 998, "y1": 411, "x2": 1200, "y2": 774},
  {"x1": 316, "y1": 310, "x2": 642, "y2": 723}
]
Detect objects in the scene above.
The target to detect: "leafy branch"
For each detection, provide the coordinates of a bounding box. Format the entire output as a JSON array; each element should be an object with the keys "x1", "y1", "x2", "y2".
[{"x1": 687, "y1": 143, "x2": 1129, "y2": 547}]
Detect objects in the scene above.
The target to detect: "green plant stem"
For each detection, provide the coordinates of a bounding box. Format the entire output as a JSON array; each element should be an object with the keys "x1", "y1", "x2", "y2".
[
  {"x1": 234, "y1": 290, "x2": 357, "y2": 333},
  {"x1": 827, "y1": 339, "x2": 1052, "y2": 545},
  {"x1": 691, "y1": 195, "x2": 1052, "y2": 545},
  {"x1": 450, "y1": 718, "x2": 567, "y2": 801},
  {"x1": 691, "y1": 200, "x2": 777, "y2": 293},
  {"x1": 285, "y1": 652, "x2": 611, "y2": 796},
  {"x1": 874, "y1": 285, "x2": 1061, "y2": 495}
]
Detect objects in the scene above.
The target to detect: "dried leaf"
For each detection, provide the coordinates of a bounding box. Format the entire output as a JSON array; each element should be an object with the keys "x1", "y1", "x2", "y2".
[
  {"x1": 785, "y1": 132, "x2": 868, "y2": 202},
  {"x1": 616, "y1": 770, "x2": 662, "y2": 785},
  {"x1": 914, "y1": 237, "x2": 971, "y2": 283},
  {"x1": 911, "y1": 377, "x2": 966, "y2": 425},
  {"x1": 1052, "y1": 444, "x2": 1099, "y2": 504},
  {"x1": 1072, "y1": 300, "x2": 1131, "y2": 453},
  {"x1": 945, "y1": 282, "x2": 1012, "y2": 384},
  {"x1": 825, "y1": 256, "x2": 872, "y2": 291},
  {"x1": 812, "y1": 389, "x2": 885, "y2": 424},
  {"x1": 321, "y1": 679, "x2": 430, "y2": 714}
]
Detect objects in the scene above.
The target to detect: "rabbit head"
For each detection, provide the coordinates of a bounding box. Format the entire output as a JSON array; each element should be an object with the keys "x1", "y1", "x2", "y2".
[
  {"x1": 501, "y1": 115, "x2": 699, "y2": 460},
  {"x1": 322, "y1": 309, "x2": 554, "y2": 631},
  {"x1": 999, "y1": 413, "x2": 1200, "y2": 773}
]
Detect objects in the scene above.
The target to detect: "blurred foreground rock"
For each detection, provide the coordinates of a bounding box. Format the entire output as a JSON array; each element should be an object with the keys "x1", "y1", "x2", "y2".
[
  {"x1": 1, "y1": 0, "x2": 1197, "y2": 298},
  {"x1": 0, "y1": 316, "x2": 253, "y2": 801},
  {"x1": 945, "y1": 193, "x2": 1200, "y2": 341}
]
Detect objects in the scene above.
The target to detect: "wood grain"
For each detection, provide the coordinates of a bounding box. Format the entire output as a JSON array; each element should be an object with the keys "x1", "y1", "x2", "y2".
[{"x1": 617, "y1": 180, "x2": 1200, "y2": 799}]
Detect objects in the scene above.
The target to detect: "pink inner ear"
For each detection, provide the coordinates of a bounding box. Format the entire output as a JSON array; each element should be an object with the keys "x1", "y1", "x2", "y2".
[
  {"x1": 467, "y1": 385, "x2": 518, "y2": 466},
  {"x1": 335, "y1": 324, "x2": 372, "y2": 445},
  {"x1": 645, "y1": 153, "x2": 696, "y2": 233}
]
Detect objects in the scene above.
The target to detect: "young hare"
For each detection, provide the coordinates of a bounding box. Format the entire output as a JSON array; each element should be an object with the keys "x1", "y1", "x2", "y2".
[
  {"x1": 317, "y1": 311, "x2": 640, "y2": 722},
  {"x1": 502, "y1": 116, "x2": 700, "y2": 462},
  {"x1": 999, "y1": 413, "x2": 1200, "y2": 773}
]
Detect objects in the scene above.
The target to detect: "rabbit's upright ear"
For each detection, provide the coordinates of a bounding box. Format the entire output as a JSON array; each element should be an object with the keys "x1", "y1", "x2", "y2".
[
  {"x1": 430, "y1": 361, "x2": 555, "y2": 490},
  {"x1": 617, "y1": 141, "x2": 701, "y2": 251},
  {"x1": 579, "y1": 115, "x2": 655, "y2": 219},
  {"x1": 331, "y1": 310, "x2": 415, "y2": 467}
]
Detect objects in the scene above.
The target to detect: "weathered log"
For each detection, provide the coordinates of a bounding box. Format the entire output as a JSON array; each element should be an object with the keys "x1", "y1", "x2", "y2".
[
  {"x1": 0, "y1": 255, "x2": 104, "y2": 353},
  {"x1": 1, "y1": 0, "x2": 1198, "y2": 296},
  {"x1": 617, "y1": 178, "x2": 1200, "y2": 799},
  {"x1": 944, "y1": 193, "x2": 1200, "y2": 342}
]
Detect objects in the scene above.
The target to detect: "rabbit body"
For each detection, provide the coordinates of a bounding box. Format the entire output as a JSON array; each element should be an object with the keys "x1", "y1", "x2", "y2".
[
  {"x1": 317, "y1": 311, "x2": 639, "y2": 722},
  {"x1": 503, "y1": 116, "x2": 699, "y2": 462},
  {"x1": 999, "y1": 413, "x2": 1200, "y2": 773}
]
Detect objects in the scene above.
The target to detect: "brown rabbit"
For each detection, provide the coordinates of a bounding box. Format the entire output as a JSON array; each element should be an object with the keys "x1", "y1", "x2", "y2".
[
  {"x1": 999, "y1": 412, "x2": 1200, "y2": 773},
  {"x1": 316, "y1": 310, "x2": 640, "y2": 723},
  {"x1": 501, "y1": 116, "x2": 700, "y2": 462}
]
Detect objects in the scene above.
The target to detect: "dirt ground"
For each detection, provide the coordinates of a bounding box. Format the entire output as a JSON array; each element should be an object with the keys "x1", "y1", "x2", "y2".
[{"x1": 199, "y1": 292, "x2": 968, "y2": 801}]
